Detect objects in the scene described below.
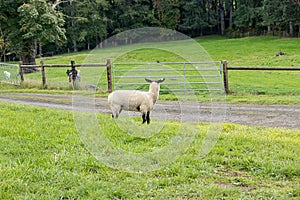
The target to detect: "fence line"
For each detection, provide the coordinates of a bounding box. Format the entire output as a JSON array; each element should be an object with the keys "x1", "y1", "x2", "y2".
[
  {"x1": 16, "y1": 59, "x2": 300, "y2": 95},
  {"x1": 222, "y1": 60, "x2": 300, "y2": 94},
  {"x1": 19, "y1": 59, "x2": 112, "y2": 92},
  {"x1": 227, "y1": 66, "x2": 300, "y2": 71}
]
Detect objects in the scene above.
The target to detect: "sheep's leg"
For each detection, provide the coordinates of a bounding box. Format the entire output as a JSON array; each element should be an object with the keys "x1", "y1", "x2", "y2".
[
  {"x1": 110, "y1": 106, "x2": 116, "y2": 118},
  {"x1": 146, "y1": 111, "x2": 150, "y2": 124},
  {"x1": 111, "y1": 105, "x2": 121, "y2": 118},
  {"x1": 140, "y1": 105, "x2": 149, "y2": 124},
  {"x1": 142, "y1": 112, "x2": 147, "y2": 124}
]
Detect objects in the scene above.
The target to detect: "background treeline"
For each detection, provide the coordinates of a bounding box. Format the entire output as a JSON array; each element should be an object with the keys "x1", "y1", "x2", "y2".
[{"x1": 0, "y1": 0, "x2": 300, "y2": 64}]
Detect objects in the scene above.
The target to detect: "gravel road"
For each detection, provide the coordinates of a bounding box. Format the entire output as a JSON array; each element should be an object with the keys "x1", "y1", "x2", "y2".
[{"x1": 0, "y1": 93, "x2": 299, "y2": 130}]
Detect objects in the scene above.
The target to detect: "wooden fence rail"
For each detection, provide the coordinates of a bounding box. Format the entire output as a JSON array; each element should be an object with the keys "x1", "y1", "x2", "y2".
[
  {"x1": 222, "y1": 60, "x2": 300, "y2": 94},
  {"x1": 19, "y1": 59, "x2": 112, "y2": 92},
  {"x1": 18, "y1": 59, "x2": 300, "y2": 95}
]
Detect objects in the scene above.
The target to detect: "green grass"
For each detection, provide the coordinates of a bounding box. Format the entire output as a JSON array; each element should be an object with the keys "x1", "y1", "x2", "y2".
[
  {"x1": 199, "y1": 36, "x2": 300, "y2": 97},
  {"x1": 198, "y1": 36, "x2": 300, "y2": 66},
  {"x1": 0, "y1": 102, "x2": 299, "y2": 199},
  {"x1": 39, "y1": 36, "x2": 300, "y2": 66},
  {"x1": 1, "y1": 36, "x2": 300, "y2": 199},
  {"x1": 1, "y1": 36, "x2": 300, "y2": 104}
]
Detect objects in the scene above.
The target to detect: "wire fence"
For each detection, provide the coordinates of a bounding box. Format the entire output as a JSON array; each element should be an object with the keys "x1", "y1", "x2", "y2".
[{"x1": 0, "y1": 62, "x2": 20, "y2": 85}]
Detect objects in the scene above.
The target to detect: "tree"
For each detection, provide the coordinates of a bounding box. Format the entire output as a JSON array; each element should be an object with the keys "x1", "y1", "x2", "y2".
[
  {"x1": 233, "y1": 0, "x2": 263, "y2": 32},
  {"x1": 0, "y1": 0, "x2": 66, "y2": 64},
  {"x1": 179, "y1": 0, "x2": 209, "y2": 37},
  {"x1": 291, "y1": 0, "x2": 300, "y2": 6},
  {"x1": 283, "y1": 0, "x2": 300, "y2": 36},
  {"x1": 263, "y1": 0, "x2": 300, "y2": 36},
  {"x1": 77, "y1": 0, "x2": 109, "y2": 49},
  {"x1": 0, "y1": 0, "x2": 22, "y2": 62},
  {"x1": 153, "y1": 0, "x2": 180, "y2": 30},
  {"x1": 107, "y1": 0, "x2": 158, "y2": 44},
  {"x1": 18, "y1": 0, "x2": 66, "y2": 63},
  {"x1": 0, "y1": 28, "x2": 10, "y2": 62},
  {"x1": 219, "y1": 0, "x2": 225, "y2": 35}
]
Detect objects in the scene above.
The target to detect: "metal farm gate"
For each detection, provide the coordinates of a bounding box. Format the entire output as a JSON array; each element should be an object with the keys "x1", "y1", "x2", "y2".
[{"x1": 112, "y1": 62, "x2": 223, "y2": 95}]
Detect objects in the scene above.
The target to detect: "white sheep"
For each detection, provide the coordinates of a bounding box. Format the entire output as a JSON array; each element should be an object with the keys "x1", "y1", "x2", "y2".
[
  {"x1": 108, "y1": 78, "x2": 165, "y2": 124},
  {"x1": 4, "y1": 71, "x2": 11, "y2": 81}
]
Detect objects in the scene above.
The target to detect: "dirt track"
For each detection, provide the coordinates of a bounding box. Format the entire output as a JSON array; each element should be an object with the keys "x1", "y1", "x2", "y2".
[{"x1": 0, "y1": 93, "x2": 299, "y2": 130}]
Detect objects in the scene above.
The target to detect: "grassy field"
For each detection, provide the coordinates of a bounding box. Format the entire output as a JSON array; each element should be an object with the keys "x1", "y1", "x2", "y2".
[
  {"x1": 0, "y1": 36, "x2": 300, "y2": 199},
  {"x1": 0, "y1": 102, "x2": 299, "y2": 199},
  {"x1": 200, "y1": 36, "x2": 300, "y2": 96},
  {"x1": 1, "y1": 36, "x2": 300, "y2": 104}
]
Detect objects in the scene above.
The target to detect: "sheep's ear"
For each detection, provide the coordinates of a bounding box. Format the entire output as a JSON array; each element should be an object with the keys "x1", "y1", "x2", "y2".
[
  {"x1": 145, "y1": 78, "x2": 152, "y2": 83},
  {"x1": 157, "y1": 78, "x2": 165, "y2": 83}
]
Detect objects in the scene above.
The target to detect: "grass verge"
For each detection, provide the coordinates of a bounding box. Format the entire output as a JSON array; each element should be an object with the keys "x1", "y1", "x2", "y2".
[{"x1": 0, "y1": 102, "x2": 299, "y2": 199}]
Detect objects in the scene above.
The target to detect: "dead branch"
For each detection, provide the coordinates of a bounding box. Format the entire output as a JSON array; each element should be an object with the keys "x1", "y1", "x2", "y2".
[
  {"x1": 291, "y1": 0, "x2": 300, "y2": 6},
  {"x1": 52, "y1": 0, "x2": 73, "y2": 10}
]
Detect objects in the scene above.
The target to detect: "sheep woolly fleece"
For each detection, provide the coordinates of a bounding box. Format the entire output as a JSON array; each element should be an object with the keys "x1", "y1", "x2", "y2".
[{"x1": 108, "y1": 78, "x2": 165, "y2": 124}]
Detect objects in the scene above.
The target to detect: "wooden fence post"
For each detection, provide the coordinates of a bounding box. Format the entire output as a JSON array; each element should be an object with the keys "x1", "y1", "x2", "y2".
[
  {"x1": 19, "y1": 61, "x2": 24, "y2": 83},
  {"x1": 71, "y1": 60, "x2": 75, "y2": 68},
  {"x1": 222, "y1": 60, "x2": 229, "y2": 94},
  {"x1": 41, "y1": 60, "x2": 46, "y2": 87},
  {"x1": 106, "y1": 58, "x2": 112, "y2": 93}
]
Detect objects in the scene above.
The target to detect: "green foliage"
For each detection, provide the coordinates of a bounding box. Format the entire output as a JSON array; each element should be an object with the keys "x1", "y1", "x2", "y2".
[
  {"x1": 179, "y1": 0, "x2": 210, "y2": 36},
  {"x1": 153, "y1": 0, "x2": 180, "y2": 29},
  {"x1": 18, "y1": 0, "x2": 66, "y2": 44},
  {"x1": 263, "y1": 0, "x2": 300, "y2": 34},
  {"x1": 0, "y1": 0, "x2": 66, "y2": 63},
  {"x1": 233, "y1": 0, "x2": 264, "y2": 30},
  {"x1": 109, "y1": 0, "x2": 158, "y2": 33}
]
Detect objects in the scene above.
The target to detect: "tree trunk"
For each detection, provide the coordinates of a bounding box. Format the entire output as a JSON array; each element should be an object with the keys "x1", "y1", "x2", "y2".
[
  {"x1": 70, "y1": 0, "x2": 77, "y2": 52},
  {"x1": 39, "y1": 41, "x2": 42, "y2": 57},
  {"x1": 22, "y1": 54, "x2": 36, "y2": 65},
  {"x1": 289, "y1": 22, "x2": 293, "y2": 36},
  {"x1": 22, "y1": 42, "x2": 36, "y2": 65},
  {"x1": 21, "y1": 40, "x2": 37, "y2": 73},
  {"x1": 73, "y1": 40, "x2": 78, "y2": 52},
  {"x1": 220, "y1": 0, "x2": 225, "y2": 35},
  {"x1": 34, "y1": 40, "x2": 38, "y2": 57},
  {"x1": 2, "y1": 49, "x2": 6, "y2": 62},
  {"x1": 229, "y1": 0, "x2": 233, "y2": 29}
]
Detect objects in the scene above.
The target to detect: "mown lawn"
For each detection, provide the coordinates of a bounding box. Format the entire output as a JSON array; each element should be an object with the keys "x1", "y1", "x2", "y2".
[{"x1": 0, "y1": 102, "x2": 299, "y2": 199}]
